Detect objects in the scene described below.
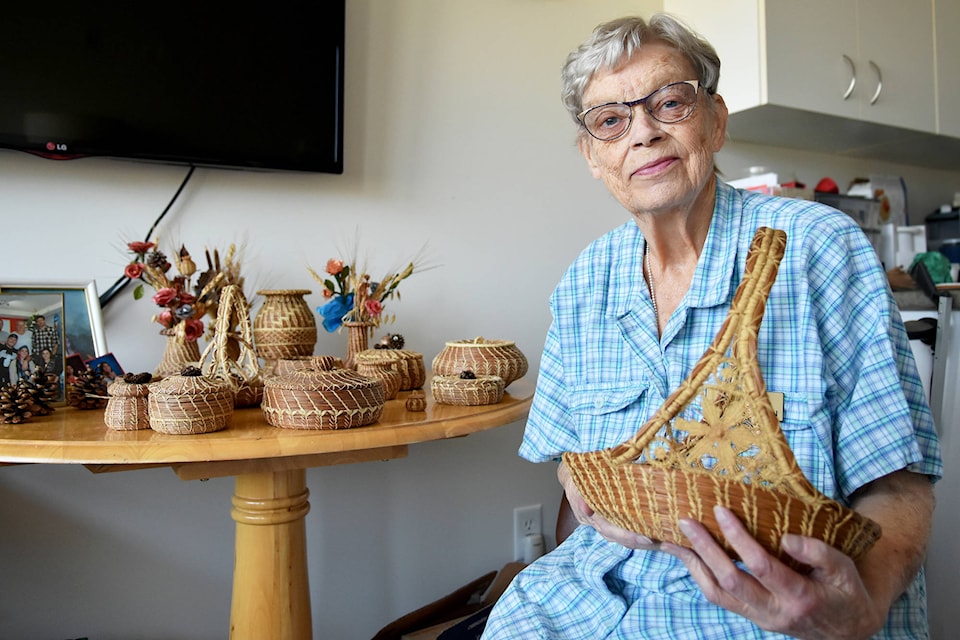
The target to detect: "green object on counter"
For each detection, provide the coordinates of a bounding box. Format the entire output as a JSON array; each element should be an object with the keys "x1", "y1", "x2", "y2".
[{"x1": 910, "y1": 252, "x2": 953, "y2": 284}]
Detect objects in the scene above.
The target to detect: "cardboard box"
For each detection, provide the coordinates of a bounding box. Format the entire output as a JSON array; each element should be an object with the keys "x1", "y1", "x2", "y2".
[{"x1": 395, "y1": 563, "x2": 526, "y2": 640}]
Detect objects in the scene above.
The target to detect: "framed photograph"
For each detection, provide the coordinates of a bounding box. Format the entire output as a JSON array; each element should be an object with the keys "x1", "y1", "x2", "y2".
[
  {"x1": 86, "y1": 353, "x2": 124, "y2": 384},
  {"x1": 0, "y1": 281, "x2": 108, "y2": 376}
]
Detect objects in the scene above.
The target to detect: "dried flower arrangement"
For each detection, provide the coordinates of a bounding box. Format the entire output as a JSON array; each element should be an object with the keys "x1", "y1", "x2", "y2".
[
  {"x1": 123, "y1": 240, "x2": 239, "y2": 342},
  {"x1": 308, "y1": 247, "x2": 428, "y2": 334}
]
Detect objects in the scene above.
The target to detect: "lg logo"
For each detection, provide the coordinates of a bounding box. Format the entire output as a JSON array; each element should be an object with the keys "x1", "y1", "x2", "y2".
[{"x1": 45, "y1": 141, "x2": 68, "y2": 152}]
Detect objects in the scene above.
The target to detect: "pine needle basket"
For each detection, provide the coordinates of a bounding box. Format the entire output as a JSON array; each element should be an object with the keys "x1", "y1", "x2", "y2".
[
  {"x1": 200, "y1": 284, "x2": 263, "y2": 407},
  {"x1": 431, "y1": 374, "x2": 505, "y2": 406},
  {"x1": 563, "y1": 227, "x2": 882, "y2": 569}
]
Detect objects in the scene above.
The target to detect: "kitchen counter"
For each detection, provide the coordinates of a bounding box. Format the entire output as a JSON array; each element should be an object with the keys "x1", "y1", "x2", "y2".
[{"x1": 893, "y1": 289, "x2": 960, "y2": 312}]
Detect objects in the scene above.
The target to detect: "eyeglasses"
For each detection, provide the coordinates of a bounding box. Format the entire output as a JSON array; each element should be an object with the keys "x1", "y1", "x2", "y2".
[{"x1": 577, "y1": 80, "x2": 701, "y2": 141}]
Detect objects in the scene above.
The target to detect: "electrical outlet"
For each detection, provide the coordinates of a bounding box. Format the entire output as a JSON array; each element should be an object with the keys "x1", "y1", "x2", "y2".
[{"x1": 513, "y1": 504, "x2": 543, "y2": 561}]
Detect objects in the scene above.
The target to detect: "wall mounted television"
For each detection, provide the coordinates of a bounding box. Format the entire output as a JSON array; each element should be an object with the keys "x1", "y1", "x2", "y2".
[{"x1": 0, "y1": 3, "x2": 345, "y2": 174}]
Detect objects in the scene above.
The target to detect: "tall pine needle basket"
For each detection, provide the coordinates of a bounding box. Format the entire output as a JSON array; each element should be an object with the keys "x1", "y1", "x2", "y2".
[{"x1": 563, "y1": 227, "x2": 881, "y2": 569}]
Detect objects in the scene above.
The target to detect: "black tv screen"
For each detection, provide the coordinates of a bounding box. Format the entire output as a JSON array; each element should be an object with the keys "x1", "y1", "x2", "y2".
[{"x1": 0, "y1": 2, "x2": 344, "y2": 174}]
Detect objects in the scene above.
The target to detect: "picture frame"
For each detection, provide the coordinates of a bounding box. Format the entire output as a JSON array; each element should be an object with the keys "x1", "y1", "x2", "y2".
[
  {"x1": 0, "y1": 281, "x2": 108, "y2": 364},
  {"x1": 86, "y1": 353, "x2": 124, "y2": 384}
]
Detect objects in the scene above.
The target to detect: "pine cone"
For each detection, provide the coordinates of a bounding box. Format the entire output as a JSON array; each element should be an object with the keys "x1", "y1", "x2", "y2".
[
  {"x1": 0, "y1": 382, "x2": 39, "y2": 424},
  {"x1": 22, "y1": 371, "x2": 58, "y2": 416},
  {"x1": 66, "y1": 367, "x2": 109, "y2": 410},
  {"x1": 146, "y1": 250, "x2": 171, "y2": 272}
]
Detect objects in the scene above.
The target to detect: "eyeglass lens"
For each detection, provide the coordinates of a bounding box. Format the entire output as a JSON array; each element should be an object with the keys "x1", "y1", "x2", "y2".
[{"x1": 582, "y1": 82, "x2": 698, "y2": 140}]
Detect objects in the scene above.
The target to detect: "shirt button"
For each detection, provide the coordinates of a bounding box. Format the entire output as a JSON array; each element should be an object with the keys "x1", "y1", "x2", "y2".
[{"x1": 594, "y1": 395, "x2": 605, "y2": 409}]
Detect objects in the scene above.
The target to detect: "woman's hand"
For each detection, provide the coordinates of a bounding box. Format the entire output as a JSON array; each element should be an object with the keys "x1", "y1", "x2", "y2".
[
  {"x1": 557, "y1": 461, "x2": 660, "y2": 549},
  {"x1": 664, "y1": 468, "x2": 934, "y2": 640},
  {"x1": 663, "y1": 506, "x2": 885, "y2": 639}
]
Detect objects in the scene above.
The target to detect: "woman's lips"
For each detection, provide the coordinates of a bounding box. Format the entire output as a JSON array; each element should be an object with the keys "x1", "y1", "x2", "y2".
[{"x1": 633, "y1": 157, "x2": 677, "y2": 177}]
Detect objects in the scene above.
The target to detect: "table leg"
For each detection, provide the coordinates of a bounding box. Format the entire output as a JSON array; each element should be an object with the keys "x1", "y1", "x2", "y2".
[{"x1": 230, "y1": 469, "x2": 312, "y2": 639}]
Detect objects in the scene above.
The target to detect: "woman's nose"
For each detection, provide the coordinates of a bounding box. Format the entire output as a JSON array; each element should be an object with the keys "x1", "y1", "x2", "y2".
[{"x1": 626, "y1": 108, "x2": 665, "y2": 147}]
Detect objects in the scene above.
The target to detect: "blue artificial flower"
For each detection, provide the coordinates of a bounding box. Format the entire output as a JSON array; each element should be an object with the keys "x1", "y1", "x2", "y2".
[{"x1": 318, "y1": 293, "x2": 354, "y2": 333}]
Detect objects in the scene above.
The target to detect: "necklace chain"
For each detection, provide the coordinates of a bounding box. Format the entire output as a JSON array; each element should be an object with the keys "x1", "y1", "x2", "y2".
[{"x1": 644, "y1": 241, "x2": 659, "y2": 326}]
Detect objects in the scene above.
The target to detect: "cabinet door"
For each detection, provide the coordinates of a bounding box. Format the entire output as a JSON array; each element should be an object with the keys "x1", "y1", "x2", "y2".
[
  {"x1": 857, "y1": 0, "x2": 935, "y2": 131},
  {"x1": 764, "y1": 0, "x2": 860, "y2": 120},
  {"x1": 936, "y1": 0, "x2": 960, "y2": 137}
]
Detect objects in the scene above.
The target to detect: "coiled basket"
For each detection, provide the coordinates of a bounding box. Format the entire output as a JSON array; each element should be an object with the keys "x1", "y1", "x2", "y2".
[{"x1": 563, "y1": 227, "x2": 881, "y2": 570}]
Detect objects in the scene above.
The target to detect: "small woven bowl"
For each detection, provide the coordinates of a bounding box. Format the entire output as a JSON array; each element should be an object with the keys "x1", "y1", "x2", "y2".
[
  {"x1": 148, "y1": 371, "x2": 235, "y2": 435},
  {"x1": 104, "y1": 377, "x2": 152, "y2": 431},
  {"x1": 431, "y1": 374, "x2": 505, "y2": 406},
  {"x1": 354, "y1": 349, "x2": 426, "y2": 391},
  {"x1": 355, "y1": 362, "x2": 402, "y2": 400},
  {"x1": 432, "y1": 338, "x2": 527, "y2": 387},
  {"x1": 262, "y1": 366, "x2": 385, "y2": 430}
]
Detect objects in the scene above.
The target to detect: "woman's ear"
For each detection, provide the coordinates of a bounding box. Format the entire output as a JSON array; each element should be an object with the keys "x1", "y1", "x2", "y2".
[
  {"x1": 578, "y1": 135, "x2": 604, "y2": 180},
  {"x1": 709, "y1": 93, "x2": 728, "y2": 152}
]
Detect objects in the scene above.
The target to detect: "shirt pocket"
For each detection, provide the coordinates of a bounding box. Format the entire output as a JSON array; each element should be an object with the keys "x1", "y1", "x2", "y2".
[
  {"x1": 771, "y1": 392, "x2": 838, "y2": 499},
  {"x1": 566, "y1": 380, "x2": 654, "y2": 452}
]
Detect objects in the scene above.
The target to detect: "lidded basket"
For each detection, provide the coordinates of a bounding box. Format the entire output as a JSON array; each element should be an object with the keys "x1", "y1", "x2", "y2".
[
  {"x1": 431, "y1": 374, "x2": 505, "y2": 406},
  {"x1": 432, "y1": 338, "x2": 527, "y2": 387},
  {"x1": 148, "y1": 367, "x2": 235, "y2": 435},
  {"x1": 262, "y1": 360, "x2": 385, "y2": 430},
  {"x1": 272, "y1": 355, "x2": 342, "y2": 378},
  {"x1": 354, "y1": 349, "x2": 426, "y2": 391},
  {"x1": 104, "y1": 373, "x2": 153, "y2": 431}
]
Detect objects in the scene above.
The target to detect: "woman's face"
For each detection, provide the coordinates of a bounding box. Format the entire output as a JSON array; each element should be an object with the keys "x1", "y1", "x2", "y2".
[{"x1": 577, "y1": 40, "x2": 727, "y2": 218}]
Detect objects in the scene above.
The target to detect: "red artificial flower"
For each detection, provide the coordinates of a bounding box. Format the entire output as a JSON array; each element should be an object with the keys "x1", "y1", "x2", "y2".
[
  {"x1": 178, "y1": 292, "x2": 196, "y2": 305},
  {"x1": 152, "y1": 287, "x2": 179, "y2": 307},
  {"x1": 364, "y1": 299, "x2": 384, "y2": 317},
  {"x1": 322, "y1": 288, "x2": 334, "y2": 299},
  {"x1": 124, "y1": 263, "x2": 144, "y2": 279},
  {"x1": 156, "y1": 310, "x2": 174, "y2": 328},
  {"x1": 326, "y1": 259, "x2": 344, "y2": 275},
  {"x1": 183, "y1": 318, "x2": 205, "y2": 342},
  {"x1": 128, "y1": 241, "x2": 155, "y2": 254}
]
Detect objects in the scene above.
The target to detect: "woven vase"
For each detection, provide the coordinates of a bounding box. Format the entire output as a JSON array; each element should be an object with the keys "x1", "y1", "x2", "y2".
[
  {"x1": 154, "y1": 326, "x2": 202, "y2": 380},
  {"x1": 253, "y1": 289, "x2": 317, "y2": 362},
  {"x1": 343, "y1": 321, "x2": 374, "y2": 369}
]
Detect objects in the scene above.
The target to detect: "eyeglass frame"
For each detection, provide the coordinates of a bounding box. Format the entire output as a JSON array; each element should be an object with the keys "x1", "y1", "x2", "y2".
[{"x1": 577, "y1": 80, "x2": 702, "y2": 141}]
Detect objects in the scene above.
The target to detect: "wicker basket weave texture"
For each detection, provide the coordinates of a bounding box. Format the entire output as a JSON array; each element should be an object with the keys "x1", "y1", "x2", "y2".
[
  {"x1": 355, "y1": 363, "x2": 402, "y2": 400},
  {"x1": 200, "y1": 284, "x2": 264, "y2": 408},
  {"x1": 253, "y1": 289, "x2": 317, "y2": 360},
  {"x1": 262, "y1": 367, "x2": 385, "y2": 430},
  {"x1": 354, "y1": 349, "x2": 426, "y2": 391},
  {"x1": 431, "y1": 374, "x2": 505, "y2": 406},
  {"x1": 431, "y1": 338, "x2": 528, "y2": 387},
  {"x1": 562, "y1": 227, "x2": 881, "y2": 569},
  {"x1": 104, "y1": 379, "x2": 151, "y2": 430},
  {"x1": 148, "y1": 374, "x2": 235, "y2": 435}
]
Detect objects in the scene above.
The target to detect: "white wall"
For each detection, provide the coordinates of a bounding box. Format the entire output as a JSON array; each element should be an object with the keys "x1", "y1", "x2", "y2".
[
  {"x1": 0, "y1": 2, "x2": 647, "y2": 639},
  {"x1": 2, "y1": 2, "x2": 959, "y2": 639}
]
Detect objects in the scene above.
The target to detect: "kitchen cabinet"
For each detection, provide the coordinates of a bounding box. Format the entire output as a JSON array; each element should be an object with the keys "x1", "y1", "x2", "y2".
[
  {"x1": 665, "y1": 0, "x2": 934, "y2": 130},
  {"x1": 663, "y1": 0, "x2": 960, "y2": 169},
  {"x1": 936, "y1": 0, "x2": 960, "y2": 137}
]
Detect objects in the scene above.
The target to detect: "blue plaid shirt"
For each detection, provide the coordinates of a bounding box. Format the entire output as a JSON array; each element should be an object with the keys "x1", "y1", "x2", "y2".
[{"x1": 483, "y1": 180, "x2": 942, "y2": 639}]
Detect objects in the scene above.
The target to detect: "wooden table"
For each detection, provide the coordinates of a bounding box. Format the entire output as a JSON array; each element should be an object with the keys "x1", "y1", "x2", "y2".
[{"x1": 0, "y1": 380, "x2": 534, "y2": 639}]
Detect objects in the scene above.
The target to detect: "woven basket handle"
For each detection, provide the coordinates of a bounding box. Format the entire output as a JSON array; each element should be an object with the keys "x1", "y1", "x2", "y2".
[
  {"x1": 200, "y1": 284, "x2": 261, "y2": 382},
  {"x1": 609, "y1": 227, "x2": 787, "y2": 463}
]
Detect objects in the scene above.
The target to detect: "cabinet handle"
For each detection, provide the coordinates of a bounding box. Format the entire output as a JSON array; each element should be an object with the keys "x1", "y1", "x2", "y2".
[
  {"x1": 842, "y1": 54, "x2": 857, "y2": 100},
  {"x1": 869, "y1": 60, "x2": 883, "y2": 105}
]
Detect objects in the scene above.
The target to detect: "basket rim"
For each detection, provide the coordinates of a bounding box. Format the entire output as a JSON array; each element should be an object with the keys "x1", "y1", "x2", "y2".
[
  {"x1": 256, "y1": 289, "x2": 312, "y2": 295},
  {"x1": 442, "y1": 338, "x2": 516, "y2": 348}
]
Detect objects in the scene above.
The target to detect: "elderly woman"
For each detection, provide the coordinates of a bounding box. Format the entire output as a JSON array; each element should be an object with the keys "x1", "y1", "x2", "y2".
[{"x1": 482, "y1": 14, "x2": 941, "y2": 640}]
